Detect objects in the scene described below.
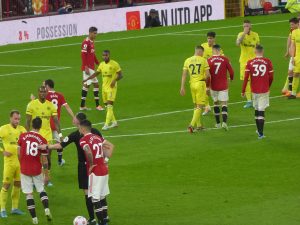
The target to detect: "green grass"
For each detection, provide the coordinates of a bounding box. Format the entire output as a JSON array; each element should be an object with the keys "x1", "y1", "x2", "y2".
[{"x1": 0, "y1": 13, "x2": 300, "y2": 225}]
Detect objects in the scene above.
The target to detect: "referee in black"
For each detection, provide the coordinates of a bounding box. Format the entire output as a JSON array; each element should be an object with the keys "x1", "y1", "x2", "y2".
[{"x1": 43, "y1": 112, "x2": 109, "y2": 225}]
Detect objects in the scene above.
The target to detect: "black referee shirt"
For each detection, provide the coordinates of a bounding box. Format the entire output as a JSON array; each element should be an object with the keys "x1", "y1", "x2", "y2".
[{"x1": 60, "y1": 128, "x2": 102, "y2": 163}]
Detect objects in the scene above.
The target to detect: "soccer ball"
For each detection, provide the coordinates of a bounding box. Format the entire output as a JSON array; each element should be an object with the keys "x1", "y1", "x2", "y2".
[{"x1": 73, "y1": 216, "x2": 88, "y2": 225}]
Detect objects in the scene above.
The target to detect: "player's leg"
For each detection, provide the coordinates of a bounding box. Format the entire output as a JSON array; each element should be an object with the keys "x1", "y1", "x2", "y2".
[
  {"x1": 211, "y1": 90, "x2": 221, "y2": 128},
  {"x1": 100, "y1": 175, "x2": 110, "y2": 224},
  {"x1": 81, "y1": 71, "x2": 91, "y2": 110},
  {"x1": 92, "y1": 82, "x2": 104, "y2": 111},
  {"x1": 283, "y1": 57, "x2": 294, "y2": 96},
  {"x1": 11, "y1": 164, "x2": 24, "y2": 215},
  {"x1": 78, "y1": 162, "x2": 96, "y2": 224},
  {"x1": 53, "y1": 131, "x2": 65, "y2": 166},
  {"x1": 89, "y1": 174, "x2": 105, "y2": 225},
  {"x1": 21, "y1": 174, "x2": 38, "y2": 224},
  {"x1": 189, "y1": 83, "x2": 204, "y2": 132},
  {"x1": 101, "y1": 197, "x2": 109, "y2": 223},
  {"x1": 34, "y1": 174, "x2": 52, "y2": 221},
  {"x1": 0, "y1": 163, "x2": 13, "y2": 217},
  {"x1": 103, "y1": 89, "x2": 117, "y2": 130},
  {"x1": 220, "y1": 90, "x2": 229, "y2": 131},
  {"x1": 202, "y1": 94, "x2": 211, "y2": 116},
  {"x1": 240, "y1": 63, "x2": 252, "y2": 108},
  {"x1": 255, "y1": 93, "x2": 269, "y2": 139},
  {"x1": 289, "y1": 70, "x2": 300, "y2": 99}
]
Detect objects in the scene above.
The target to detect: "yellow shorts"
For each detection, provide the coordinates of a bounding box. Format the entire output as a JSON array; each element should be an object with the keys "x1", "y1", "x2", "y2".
[
  {"x1": 240, "y1": 62, "x2": 247, "y2": 80},
  {"x1": 102, "y1": 88, "x2": 117, "y2": 103},
  {"x1": 190, "y1": 81, "x2": 206, "y2": 105},
  {"x1": 40, "y1": 129, "x2": 52, "y2": 143},
  {"x1": 293, "y1": 57, "x2": 300, "y2": 74},
  {"x1": 2, "y1": 162, "x2": 20, "y2": 183}
]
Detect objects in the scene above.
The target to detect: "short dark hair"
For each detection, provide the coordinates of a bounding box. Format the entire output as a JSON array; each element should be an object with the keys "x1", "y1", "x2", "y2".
[
  {"x1": 10, "y1": 110, "x2": 20, "y2": 117},
  {"x1": 212, "y1": 44, "x2": 221, "y2": 51},
  {"x1": 44, "y1": 79, "x2": 54, "y2": 89},
  {"x1": 289, "y1": 17, "x2": 299, "y2": 24},
  {"x1": 89, "y1": 27, "x2": 97, "y2": 33},
  {"x1": 103, "y1": 50, "x2": 110, "y2": 54},
  {"x1": 207, "y1": 32, "x2": 216, "y2": 38},
  {"x1": 32, "y1": 117, "x2": 42, "y2": 130},
  {"x1": 76, "y1": 112, "x2": 87, "y2": 122},
  {"x1": 244, "y1": 19, "x2": 251, "y2": 24},
  {"x1": 195, "y1": 45, "x2": 204, "y2": 51},
  {"x1": 38, "y1": 85, "x2": 47, "y2": 92},
  {"x1": 80, "y1": 120, "x2": 92, "y2": 130},
  {"x1": 256, "y1": 44, "x2": 264, "y2": 52}
]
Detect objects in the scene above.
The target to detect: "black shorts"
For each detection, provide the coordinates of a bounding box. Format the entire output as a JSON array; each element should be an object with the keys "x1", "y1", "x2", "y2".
[{"x1": 78, "y1": 162, "x2": 88, "y2": 190}]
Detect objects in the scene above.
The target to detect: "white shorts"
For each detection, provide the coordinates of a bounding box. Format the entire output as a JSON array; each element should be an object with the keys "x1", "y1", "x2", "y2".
[
  {"x1": 83, "y1": 68, "x2": 98, "y2": 86},
  {"x1": 52, "y1": 130, "x2": 60, "y2": 142},
  {"x1": 21, "y1": 173, "x2": 44, "y2": 194},
  {"x1": 88, "y1": 173, "x2": 110, "y2": 200},
  {"x1": 210, "y1": 89, "x2": 229, "y2": 102},
  {"x1": 252, "y1": 92, "x2": 269, "y2": 111},
  {"x1": 289, "y1": 57, "x2": 294, "y2": 71}
]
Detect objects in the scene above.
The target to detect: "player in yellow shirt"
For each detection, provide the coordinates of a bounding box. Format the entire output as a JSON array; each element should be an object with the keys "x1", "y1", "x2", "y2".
[
  {"x1": 236, "y1": 20, "x2": 260, "y2": 108},
  {"x1": 83, "y1": 50, "x2": 123, "y2": 130},
  {"x1": 25, "y1": 86, "x2": 61, "y2": 186},
  {"x1": 180, "y1": 46, "x2": 210, "y2": 133},
  {"x1": 288, "y1": 25, "x2": 300, "y2": 99},
  {"x1": 201, "y1": 32, "x2": 224, "y2": 116},
  {"x1": 0, "y1": 110, "x2": 26, "y2": 218}
]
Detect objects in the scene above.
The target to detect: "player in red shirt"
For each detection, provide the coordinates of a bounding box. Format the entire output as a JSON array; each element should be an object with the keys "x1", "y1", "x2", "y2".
[
  {"x1": 44, "y1": 79, "x2": 75, "y2": 168},
  {"x1": 208, "y1": 44, "x2": 234, "y2": 131},
  {"x1": 79, "y1": 120, "x2": 114, "y2": 225},
  {"x1": 242, "y1": 45, "x2": 274, "y2": 139},
  {"x1": 81, "y1": 27, "x2": 104, "y2": 111},
  {"x1": 282, "y1": 17, "x2": 299, "y2": 96},
  {"x1": 17, "y1": 117, "x2": 52, "y2": 224}
]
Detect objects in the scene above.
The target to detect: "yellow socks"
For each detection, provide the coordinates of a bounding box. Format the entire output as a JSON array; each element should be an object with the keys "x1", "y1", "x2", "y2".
[
  {"x1": 205, "y1": 95, "x2": 210, "y2": 107},
  {"x1": 292, "y1": 77, "x2": 299, "y2": 95},
  {"x1": 191, "y1": 108, "x2": 201, "y2": 127},
  {"x1": 0, "y1": 187, "x2": 8, "y2": 211},
  {"x1": 196, "y1": 108, "x2": 203, "y2": 127},
  {"x1": 11, "y1": 186, "x2": 20, "y2": 210},
  {"x1": 283, "y1": 76, "x2": 289, "y2": 90},
  {"x1": 105, "y1": 105, "x2": 115, "y2": 125}
]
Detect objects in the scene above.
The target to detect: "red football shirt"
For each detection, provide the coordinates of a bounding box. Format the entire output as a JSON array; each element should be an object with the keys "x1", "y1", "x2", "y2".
[
  {"x1": 46, "y1": 90, "x2": 67, "y2": 131},
  {"x1": 79, "y1": 133, "x2": 108, "y2": 176},
  {"x1": 242, "y1": 57, "x2": 274, "y2": 94},
  {"x1": 18, "y1": 131, "x2": 48, "y2": 176},
  {"x1": 208, "y1": 55, "x2": 234, "y2": 91},
  {"x1": 81, "y1": 37, "x2": 99, "y2": 71}
]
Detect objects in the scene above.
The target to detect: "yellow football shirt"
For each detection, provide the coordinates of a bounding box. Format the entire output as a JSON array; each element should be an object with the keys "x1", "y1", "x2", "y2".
[
  {"x1": 237, "y1": 31, "x2": 260, "y2": 63},
  {"x1": 291, "y1": 29, "x2": 300, "y2": 59},
  {"x1": 183, "y1": 56, "x2": 209, "y2": 83},
  {"x1": 26, "y1": 99, "x2": 57, "y2": 141},
  {"x1": 0, "y1": 124, "x2": 26, "y2": 163},
  {"x1": 201, "y1": 42, "x2": 224, "y2": 59},
  {"x1": 97, "y1": 60, "x2": 121, "y2": 91}
]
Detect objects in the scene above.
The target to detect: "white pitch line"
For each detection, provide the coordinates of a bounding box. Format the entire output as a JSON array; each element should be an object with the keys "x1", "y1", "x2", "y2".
[
  {"x1": 105, "y1": 117, "x2": 300, "y2": 138},
  {"x1": 0, "y1": 67, "x2": 71, "y2": 77},
  {"x1": 61, "y1": 95, "x2": 284, "y2": 131},
  {"x1": 0, "y1": 19, "x2": 287, "y2": 55},
  {"x1": 0, "y1": 64, "x2": 67, "y2": 68}
]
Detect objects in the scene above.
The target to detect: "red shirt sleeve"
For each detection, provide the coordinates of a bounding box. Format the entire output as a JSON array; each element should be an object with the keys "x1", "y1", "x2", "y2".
[
  {"x1": 268, "y1": 60, "x2": 274, "y2": 87},
  {"x1": 17, "y1": 134, "x2": 23, "y2": 146},
  {"x1": 226, "y1": 59, "x2": 234, "y2": 80},
  {"x1": 60, "y1": 93, "x2": 67, "y2": 106},
  {"x1": 81, "y1": 41, "x2": 89, "y2": 69},
  {"x1": 242, "y1": 63, "x2": 250, "y2": 93}
]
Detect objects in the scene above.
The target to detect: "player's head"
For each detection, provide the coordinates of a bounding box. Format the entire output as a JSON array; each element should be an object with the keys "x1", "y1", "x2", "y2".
[
  {"x1": 32, "y1": 117, "x2": 42, "y2": 130},
  {"x1": 195, "y1": 45, "x2": 204, "y2": 56},
  {"x1": 38, "y1": 86, "x2": 47, "y2": 101},
  {"x1": 79, "y1": 119, "x2": 92, "y2": 134},
  {"x1": 44, "y1": 79, "x2": 54, "y2": 91},
  {"x1": 102, "y1": 50, "x2": 110, "y2": 62},
  {"x1": 243, "y1": 19, "x2": 251, "y2": 31},
  {"x1": 212, "y1": 44, "x2": 221, "y2": 55},
  {"x1": 89, "y1": 27, "x2": 98, "y2": 40},
  {"x1": 74, "y1": 112, "x2": 87, "y2": 126},
  {"x1": 255, "y1": 45, "x2": 264, "y2": 56},
  {"x1": 289, "y1": 17, "x2": 299, "y2": 30},
  {"x1": 9, "y1": 110, "x2": 21, "y2": 127},
  {"x1": 207, "y1": 32, "x2": 216, "y2": 45}
]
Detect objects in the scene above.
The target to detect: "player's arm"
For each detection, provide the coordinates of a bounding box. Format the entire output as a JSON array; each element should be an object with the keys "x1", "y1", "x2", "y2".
[
  {"x1": 290, "y1": 40, "x2": 296, "y2": 63},
  {"x1": 63, "y1": 104, "x2": 75, "y2": 120},
  {"x1": 285, "y1": 35, "x2": 292, "y2": 58},
  {"x1": 25, "y1": 114, "x2": 32, "y2": 131},
  {"x1": 180, "y1": 69, "x2": 188, "y2": 96},
  {"x1": 268, "y1": 61, "x2": 274, "y2": 88},
  {"x1": 52, "y1": 115, "x2": 63, "y2": 140},
  {"x1": 110, "y1": 71, "x2": 123, "y2": 88},
  {"x1": 227, "y1": 60, "x2": 234, "y2": 81},
  {"x1": 103, "y1": 140, "x2": 114, "y2": 158},
  {"x1": 83, "y1": 71, "x2": 100, "y2": 83},
  {"x1": 241, "y1": 70, "x2": 250, "y2": 97},
  {"x1": 236, "y1": 32, "x2": 246, "y2": 46},
  {"x1": 205, "y1": 69, "x2": 211, "y2": 95},
  {"x1": 41, "y1": 154, "x2": 49, "y2": 185},
  {"x1": 81, "y1": 42, "x2": 90, "y2": 75},
  {"x1": 83, "y1": 144, "x2": 95, "y2": 174}
]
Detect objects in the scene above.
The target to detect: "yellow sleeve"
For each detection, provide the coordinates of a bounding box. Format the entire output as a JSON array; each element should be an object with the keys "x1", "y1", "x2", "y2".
[
  {"x1": 237, "y1": 32, "x2": 243, "y2": 41},
  {"x1": 115, "y1": 62, "x2": 121, "y2": 73},
  {"x1": 183, "y1": 59, "x2": 189, "y2": 70},
  {"x1": 20, "y1": 126, "x2": 26, "y2": 133},
  {"x1": 50, "y1": 102, "x2": 58, "y2": 116},
  {"x1": 96, "y1": 64, "x2": 102, "y2": 73},
  {"x1": 291, "y1": 31, "x2": 296, "y2": 42},
  {"x1": 203, "y1": 59, "x2": 209, "y2": 70},
  {"x1": 0, "y1": 126, "x2": 5, "y2": 139},
  {"x1": 257, "y1": 33, "x2": 260, "y2": 45},
  {"x1": 26, "y1": 102, "x2": 33, "y2": 115}
]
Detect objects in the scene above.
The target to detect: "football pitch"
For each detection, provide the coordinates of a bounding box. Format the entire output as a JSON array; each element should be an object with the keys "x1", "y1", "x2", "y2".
[{"x1": 0, "y1": 13, "x2": 300, "y2": 225}]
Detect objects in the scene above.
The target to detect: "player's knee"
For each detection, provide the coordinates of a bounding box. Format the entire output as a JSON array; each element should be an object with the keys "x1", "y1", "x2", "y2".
[
  {"x1": 2, "y1": 183, "x2": 10, "y2": 190},
  {"x1": 100, "y1": 196, "x2": 106, "y2": 200},
  {"x1": 13, "y1": 181, "x2": 21, "y2": 187},
  {"x1": 26, "y1": 193, "x2": 33, "y2": 199},
  {"x1": 92, "y1": 197, "x2": 100, "y2": 203},
  {"x1": 93, "y1": 83, "x2": 99, "y2": 88}
]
